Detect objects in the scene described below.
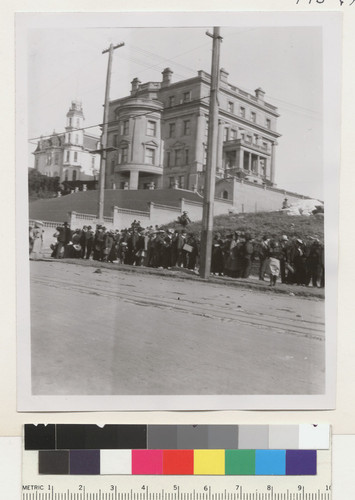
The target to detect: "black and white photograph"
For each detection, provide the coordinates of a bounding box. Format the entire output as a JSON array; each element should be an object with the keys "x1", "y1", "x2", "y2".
[{"x1": 16, "y1": 12, "x2": 340, "y2": 411}]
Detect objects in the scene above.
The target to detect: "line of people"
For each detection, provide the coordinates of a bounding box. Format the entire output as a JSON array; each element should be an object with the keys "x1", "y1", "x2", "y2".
[
  {"x1": 219, "y1": 232, "x2": 324, "y2": 287},
  {"x1": 50, "y1": 221, "x2": 324, "y2": 287},
  {"x1": 51, "y1": 221, "x2": 199, "y2": 271}
]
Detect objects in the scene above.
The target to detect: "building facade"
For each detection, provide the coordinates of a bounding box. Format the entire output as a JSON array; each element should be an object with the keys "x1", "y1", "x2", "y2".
[
  {"x1": 33, "y1": 100, "x2": 101, "y2": 183},
  {"x1": 106, "y1": 68, "x2": 281, "y2": 191}
]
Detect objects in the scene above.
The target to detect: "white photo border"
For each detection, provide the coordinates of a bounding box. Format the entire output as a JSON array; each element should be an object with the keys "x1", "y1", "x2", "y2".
[{"x1": 16, "y1": 10, "x2": 341, "y2": 411}]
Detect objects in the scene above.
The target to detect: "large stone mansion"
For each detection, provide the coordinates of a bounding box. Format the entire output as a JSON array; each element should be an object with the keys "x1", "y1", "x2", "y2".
[{"x1": 105, "y1": 67, "x2": 281, "y2": 192}]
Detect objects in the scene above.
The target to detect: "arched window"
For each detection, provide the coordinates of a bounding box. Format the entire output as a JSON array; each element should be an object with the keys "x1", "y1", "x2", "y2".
[
  {"x1": 72, "y1": 170, "x2": 77, "y2": 181},
  {"x1": 222, "y1": 190, "x2": 229, "y2": 200}
]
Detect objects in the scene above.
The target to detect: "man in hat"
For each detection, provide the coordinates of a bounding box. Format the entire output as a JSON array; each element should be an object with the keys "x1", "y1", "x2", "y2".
[
  {"x1": 258, "y1": 235, "x2": 270, "y2": 281},
  {"x1": 291, "y1": 238, "x2": 306, "y2": 285},
  {"x1": 241, "y1": 232, "x2": 254, "y2": 279},
  {"x1": 62, "y1": 222, "x2": 73, "y2": 258},
  {"x1": 71, "y1": 228, "x2": 82, "y2": 258},
  {"x1": 282, "y1": 197, "x2": 290, "y2": 209},
  {"x1": 84, "y1": 225, "x2": 94, "y2": 259},
  {"x1": 279, "y1": 234, "x2": 291, "y2": 284},
  {"x1": 176, "y1": 229, "x2": 187, "y2": 267},
  {"x1": 54, "y1": 222, "x2": 69, "y2": 259}
]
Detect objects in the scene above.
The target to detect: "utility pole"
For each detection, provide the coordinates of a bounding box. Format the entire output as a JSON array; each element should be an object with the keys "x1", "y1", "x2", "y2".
[
  {"x1": 97, "y1": 42, "x2": 124, "y2": 221},
  {"x1": 199, "y1": 27, "x2": 222, "y2": 278}
]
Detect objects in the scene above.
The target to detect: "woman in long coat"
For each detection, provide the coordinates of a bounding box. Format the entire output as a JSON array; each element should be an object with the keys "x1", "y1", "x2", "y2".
[
  {"x1": 211, "y1": 232, "x2": 224, "y2": 276},
  {"x1": 224, "y1": 232, "x2": 240, "y2": 278},
  {"x1": 30, "y1": 221, "x2": 44, "y2": 260}
]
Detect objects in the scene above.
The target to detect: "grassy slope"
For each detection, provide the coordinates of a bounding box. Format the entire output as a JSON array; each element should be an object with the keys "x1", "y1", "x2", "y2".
[{"x1": 166, "y1": 211, "x2": 324, "y2": 243}]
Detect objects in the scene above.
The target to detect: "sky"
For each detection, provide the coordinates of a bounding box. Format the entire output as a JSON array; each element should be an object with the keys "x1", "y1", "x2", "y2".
[{"x1": 25, "y1": 22, "x2": 324, "y2": 199}]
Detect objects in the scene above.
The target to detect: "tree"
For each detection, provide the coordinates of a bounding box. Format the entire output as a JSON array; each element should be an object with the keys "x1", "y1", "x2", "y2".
[{"x1": 28, "y1": 169, "x2": 61, "y2": 199}]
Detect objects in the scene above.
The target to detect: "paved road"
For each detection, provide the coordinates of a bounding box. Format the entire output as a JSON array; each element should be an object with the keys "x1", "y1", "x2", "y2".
[{"x1": 30, "y1": 261, "x2": 325, "y2": 396}]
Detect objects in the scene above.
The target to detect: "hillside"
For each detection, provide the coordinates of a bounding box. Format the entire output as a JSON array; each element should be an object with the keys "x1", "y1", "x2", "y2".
[
  {"x1": 29, "y1": 188, "x2": 203, "y2": 222},
  {"x1": 166, "y1": 211, "x2": 324, "y2": 243}
]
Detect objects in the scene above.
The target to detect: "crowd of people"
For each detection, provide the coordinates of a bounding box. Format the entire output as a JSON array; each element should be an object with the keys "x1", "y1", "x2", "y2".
[{"x1": 38, "y1": 219, "x2": 324, "y2": 288}]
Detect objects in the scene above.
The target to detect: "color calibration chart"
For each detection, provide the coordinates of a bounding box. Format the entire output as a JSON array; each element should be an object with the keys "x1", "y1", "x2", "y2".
[{"x1": 22, "y1": 424, "x2": 332, "y2": 500}]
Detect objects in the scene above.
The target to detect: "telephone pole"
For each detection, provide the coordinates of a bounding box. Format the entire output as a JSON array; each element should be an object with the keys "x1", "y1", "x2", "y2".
[
  {"x1": 97, "y1": 42, "x2": 124, "y2": 221},
  {"x1": 199, "y1": 27, "x2": 222, "y2": 278}
]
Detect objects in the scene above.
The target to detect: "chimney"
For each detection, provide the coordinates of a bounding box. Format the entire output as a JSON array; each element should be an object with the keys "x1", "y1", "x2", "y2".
[
  {"x1": 161, "y1": 67, "x2": 173, "y2": 87},
  {"x1": 255, "y1": 87, "x2": 265, "y2": 102},
  {"x1": 131, "y1": 77, "x2": 141, "y2": 96},
  {"x1": 220, "y1": 68, "x2": 229, "y2": 84}
]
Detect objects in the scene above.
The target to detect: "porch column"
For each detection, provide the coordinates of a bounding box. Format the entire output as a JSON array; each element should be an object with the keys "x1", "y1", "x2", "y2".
[
  {"x1": 129, "y1": 170, "x2": 139, "y2": 189},
  {"x1": 248, "y1": 152, "x2": 252, "y2": 172},
  {"x1": 238, "y1": 148, "x2": 243, "y2": 169},
  {"x1": 270, "y1": 142, "x2": 277, "y2": 185}
]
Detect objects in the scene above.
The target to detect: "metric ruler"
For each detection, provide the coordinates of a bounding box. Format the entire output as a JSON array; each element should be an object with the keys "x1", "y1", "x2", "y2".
[{"x1": 21, "y1": 482, "x2": 332, "y2": 500}]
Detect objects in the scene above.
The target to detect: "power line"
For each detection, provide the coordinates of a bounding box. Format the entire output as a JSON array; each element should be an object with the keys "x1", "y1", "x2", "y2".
[{"x1": 28, "y1": 95, "x2": 212, "y2": 144}]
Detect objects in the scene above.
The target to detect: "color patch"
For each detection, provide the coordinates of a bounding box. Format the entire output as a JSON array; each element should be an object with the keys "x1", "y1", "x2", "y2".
[
  {"x1": 268, "y1": 425, "x2": 299, "y2": 449},
  {"x1": 208, "y1": 425, "x2": 238, "y2": 449},
  {"x1": 57, "y1": 424, "x2": 147, "y2": 450},
  {"x1": 255, "y1": 450, "x2": 286, "y2": 475},
  {"x1": 163, "y1": 450, "x2": 194, "y2": 475},
  {"x1": 225, "y1": 450, "x2": 255, "y2": 475},
  {"x1": 24, "y1": 424, "x2": 55, "y2": 450},
  {"x1": 148, "y1": 425, "x2": 178, "y2": 449},
  {"x1": 70, "y1": 450, "x2": 100, "y2": 475},
  {"x1": 299, "y1": 425, "x2": 329, "y2": 450},
  {"x1": 194, "y1": 450, "x2": 225, "y2": 475},
  {"x1": 238, "y1": 426, "x2": 269, "y2": 449},
  {"x1": 286, "y1": 450, "x2": 317, "y2": 475},
  {"x1": 100, "y1": 450, "x2": 132, "y2": 475},
  {"x1": 132, "y1": 450, "x2": 163, "y2": 475},
  {"x1": 38, "y1": 450, "x2": 69, "y2": 475},
  {"x1": 177, "y1": 425, "x2": 209, "y2": 449}
]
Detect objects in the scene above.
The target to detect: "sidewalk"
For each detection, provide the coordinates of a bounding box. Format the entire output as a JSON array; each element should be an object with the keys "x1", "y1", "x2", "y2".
[{"x1": 34, "y1": 256, "x2": 325, "y2": 299}]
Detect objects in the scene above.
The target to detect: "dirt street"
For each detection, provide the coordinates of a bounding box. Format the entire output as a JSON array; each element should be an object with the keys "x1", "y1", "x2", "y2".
[{"x1": 30, "y1": 261, "x2": 325, "y2": 396}]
